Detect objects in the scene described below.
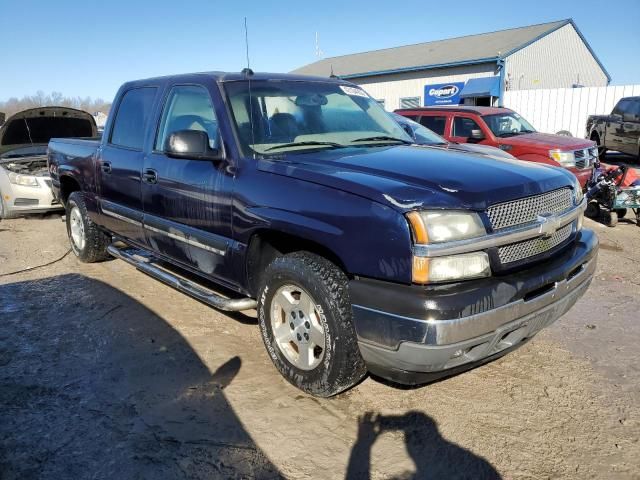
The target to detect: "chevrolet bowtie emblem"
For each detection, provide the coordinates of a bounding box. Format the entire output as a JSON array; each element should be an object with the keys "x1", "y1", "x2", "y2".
[{"x1": 537, "y1": 213, "x2": 562, "y2": 239}]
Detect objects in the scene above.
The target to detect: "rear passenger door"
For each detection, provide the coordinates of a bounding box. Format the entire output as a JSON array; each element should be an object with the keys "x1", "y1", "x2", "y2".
[
  {"x1": 141, "y1": 84, "x2": 235, "y2": 283},
  {"x1": 606, "y1": 100, "x2": 628, "y2": 152},
  {"x1": 419, "y1": 115, "x2": 448, "y2": 138},
  {"x1": 98, "y1": 87, "x2": 157, "y2": 245},
  {"x1": 620, "y1": 99, "x2": 640, "y2": 156}
]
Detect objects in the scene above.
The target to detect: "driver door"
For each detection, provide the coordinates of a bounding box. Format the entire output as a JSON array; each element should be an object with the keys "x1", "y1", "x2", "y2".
[
  {"x1": 449, "y1": 115, "x2": 487, "y2": 145},
  {"x1": 141, "y1": 84, "x2": 235, "y2": 283}
]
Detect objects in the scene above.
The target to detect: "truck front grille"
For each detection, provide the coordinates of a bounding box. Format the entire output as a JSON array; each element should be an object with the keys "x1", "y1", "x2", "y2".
[
  {"x1": 574, "y1": 147, "x2": 598, "y2": 170},
  {"x1": 498, "y1": 223, "x2": 573, "y2": 264},
  {"x1": 487, "y1": 188, "x2": 573, "y2": 230}
]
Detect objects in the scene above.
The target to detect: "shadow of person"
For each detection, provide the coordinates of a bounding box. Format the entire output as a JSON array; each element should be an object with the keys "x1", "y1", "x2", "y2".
[
  {"x1": 0, "y1": 274, "x2": 282, "y2": 479},
  {"x1": 346, "y1": 411, "x2": 501, "y2": 480}
]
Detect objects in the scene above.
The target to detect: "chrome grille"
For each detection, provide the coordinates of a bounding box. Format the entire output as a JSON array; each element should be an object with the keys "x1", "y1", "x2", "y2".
[
  {"x1": 498, "y1": 223, "x2": 573, "y2": 264},
  {"x1": 574, "y1": 147, "x2": 597, "y2": 170},
  {"x1": 487, "y1": 188, "x2": 573, "y2": 230}
]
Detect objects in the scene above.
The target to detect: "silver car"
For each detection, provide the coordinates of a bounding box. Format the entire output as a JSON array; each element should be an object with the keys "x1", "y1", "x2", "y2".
[{"x1": 0, "y1": 107, "x2": 97, "y2": 219}]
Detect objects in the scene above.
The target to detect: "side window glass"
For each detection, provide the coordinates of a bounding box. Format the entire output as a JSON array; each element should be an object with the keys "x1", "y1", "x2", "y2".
[
  {"x1": 110, "y1": 87, "x2": 157, "y2": 150},
  {"x1": 156, "y1": 85, "x2": 219, "y2": 151},
  {"x1": 419, "y1": 116, "x2": 446, "y2": 135},
  {"x1": 613, "y1": 100, "x2": 628, "y2": 116},
  {"x1": 453, "y1": 117, "x2": 481, "y2": 138}
]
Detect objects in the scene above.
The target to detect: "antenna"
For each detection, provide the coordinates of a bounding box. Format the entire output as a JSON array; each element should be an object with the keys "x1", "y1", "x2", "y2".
[
  {"x1": 244, "y1": 17, "x2": 251, "y2": 71},
  {"x1": 244, "y1": 17, "x2": 256, "y2": 158}
]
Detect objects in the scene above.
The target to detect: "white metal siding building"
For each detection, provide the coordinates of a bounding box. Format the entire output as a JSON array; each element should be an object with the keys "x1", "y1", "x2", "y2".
[{"x1": 292, "y1": 19, "x2": 610, "y2": 112}]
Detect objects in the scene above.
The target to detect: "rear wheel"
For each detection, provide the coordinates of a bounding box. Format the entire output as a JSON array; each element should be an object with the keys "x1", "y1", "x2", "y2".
[
  {"x1": 257, "y1": 251, "x2": 367, "y2": 397},
  {"x1": 602, "y1": 210, "x2": 618, "y2": 227},
  {"x1": 66, "y1": 191, "x2": 110, "y2": 262},
  {"x1": 615, "y1": 208, "x2": 627, "y2": 219}
]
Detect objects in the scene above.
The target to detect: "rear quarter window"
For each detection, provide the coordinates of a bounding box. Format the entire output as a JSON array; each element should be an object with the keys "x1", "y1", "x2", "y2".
[{"x1": 109, "y1": 87, "x2": 157, "y2": 150}]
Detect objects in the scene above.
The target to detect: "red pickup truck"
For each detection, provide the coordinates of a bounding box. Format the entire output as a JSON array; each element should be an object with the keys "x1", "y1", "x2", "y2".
[{"x1": 395, "y1": 106, "x2": 597, "y2": 187}]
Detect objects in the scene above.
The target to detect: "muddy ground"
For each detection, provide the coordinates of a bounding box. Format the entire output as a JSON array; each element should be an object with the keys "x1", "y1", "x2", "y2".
[{"x1": 1, "y1": 207, "x2": 639, "y2": 478}]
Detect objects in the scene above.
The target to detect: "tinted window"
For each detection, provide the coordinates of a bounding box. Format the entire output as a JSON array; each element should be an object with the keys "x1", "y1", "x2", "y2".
[
  {"x1": 110, "y1": 87, "x2": 157, "y2": 150},
  {"x1": 156, "y1": 85, "x2": 219, "y2": 151},
  {"x1": 453, "y1": 117, "x2": 482, "y2": 138},
  {"x1": 420, "y1": 115, "x2": 446, "y2": 135},
  {"x1": 613, "y1": 99, "x2": 630, "y2": 115}
]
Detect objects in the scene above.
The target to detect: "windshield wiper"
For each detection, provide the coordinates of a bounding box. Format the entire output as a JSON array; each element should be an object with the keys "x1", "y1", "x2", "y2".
[
  {"x1": 264, "y1": 141, "x2": 346, "y2": 152},
  {"x1": 350, "y1": 135, "x2": 412, "y2": 145}
]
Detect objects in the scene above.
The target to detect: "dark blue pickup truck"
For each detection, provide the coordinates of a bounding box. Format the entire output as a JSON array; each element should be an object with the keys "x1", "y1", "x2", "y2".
[{"x1": 48, "y1": 71, "x2": 598, "y2": 397}]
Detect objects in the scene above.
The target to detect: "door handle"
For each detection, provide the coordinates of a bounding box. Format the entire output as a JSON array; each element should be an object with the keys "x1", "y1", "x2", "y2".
[
  {"x1": 100, "y1": 161, "x2": 112, "y2": 174},
  {"x1": 142, "y1": 168, "x2": 158, "y2": 184}
]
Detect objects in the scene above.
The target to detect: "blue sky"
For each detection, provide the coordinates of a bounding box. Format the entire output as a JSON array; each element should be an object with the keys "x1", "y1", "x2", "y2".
[{"x1": 1, "y1": 0, "x2": 638, "y2": 102}]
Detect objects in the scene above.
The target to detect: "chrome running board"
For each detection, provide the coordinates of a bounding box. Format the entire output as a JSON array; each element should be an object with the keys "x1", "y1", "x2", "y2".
[{"x1": 107, "y1": 244, "x2": 257, "y2": 312}]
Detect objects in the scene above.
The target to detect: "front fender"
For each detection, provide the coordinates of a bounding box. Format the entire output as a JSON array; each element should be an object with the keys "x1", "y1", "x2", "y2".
[{"x1": 234, "y1": 172, "x2": 414, "y2": 284}]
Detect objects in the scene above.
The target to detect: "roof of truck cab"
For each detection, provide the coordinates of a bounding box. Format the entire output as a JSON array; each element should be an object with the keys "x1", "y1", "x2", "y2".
[
  {"x1": 396, "y1": 106, "x2": 512, "y2": 116},
  {"x1": 121, "y1": 71, "x2": 349, "y2": 87}
]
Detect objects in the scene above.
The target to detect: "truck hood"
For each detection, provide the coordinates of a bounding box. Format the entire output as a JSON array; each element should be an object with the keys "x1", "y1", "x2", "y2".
[
  {"x1": 258, "y1": 145, "x2": 575, "y2": 212},
  {"x1": 0, "y1": 107, "x2": 97, "y2": 152},
  {"x1": 501, "y1": 132, "x2": 594, "y2": 150}
]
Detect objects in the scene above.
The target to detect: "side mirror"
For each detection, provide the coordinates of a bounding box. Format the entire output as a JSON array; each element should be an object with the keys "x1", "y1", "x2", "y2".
[
  {"x1": 165, "y1": 130, "x2": 223, "y2": 161},
  {"x1": 470, "y1": 129, "x2": 485, "y2": 140}
]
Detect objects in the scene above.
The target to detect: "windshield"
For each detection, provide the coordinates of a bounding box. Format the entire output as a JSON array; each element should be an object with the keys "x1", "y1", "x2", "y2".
[
  {"x1": 224, "y1": 80, "x2": 412, "y2": 155},
  {"x1": 483, "y1": 112, "x2": 536, "y2": 137},
  {"x1": 391, "y1": 114, "x2": 447, "y2": 145}
]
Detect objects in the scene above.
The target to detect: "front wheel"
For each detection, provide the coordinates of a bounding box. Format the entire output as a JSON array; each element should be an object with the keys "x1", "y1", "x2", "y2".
[
  {"x1": 66, "y1": 192, "x2": 110, "y2": 262},
  {"x1": 257, "y1": 252, "x2": 367, "y2": 397}
]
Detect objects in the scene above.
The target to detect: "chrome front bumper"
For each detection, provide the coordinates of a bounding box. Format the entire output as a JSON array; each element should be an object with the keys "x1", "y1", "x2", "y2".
[{"x1": 350, "y1": 229, "x2": 598, "y2": 384}]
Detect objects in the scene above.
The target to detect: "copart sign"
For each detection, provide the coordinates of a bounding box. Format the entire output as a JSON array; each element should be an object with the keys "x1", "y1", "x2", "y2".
[{"x1": 424, "y1": 82, "x2": 464, "y2": 106}]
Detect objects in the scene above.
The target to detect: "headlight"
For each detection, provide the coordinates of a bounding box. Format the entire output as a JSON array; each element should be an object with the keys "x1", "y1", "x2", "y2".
[
  {"x1": 549, "y1": 149, "x2": 576, "y2": 167},
  {"x1": 8, "y1": 172, "x2": 40, "y2": 187},
  {"x1": 413, "y1": 252, "x2": 491, "y2": 283},
  {"x1": 406, "y1": 211, "x2": 486, "y2": 244},
  {"x1": 573, "y1": 178, "x2": 584, "y2": 205},
  {"x1": 407, "y1": 210, "x2": 490, "y2": 283}
]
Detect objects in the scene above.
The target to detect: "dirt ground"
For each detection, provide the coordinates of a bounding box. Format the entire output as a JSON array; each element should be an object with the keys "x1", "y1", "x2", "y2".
[{"x1": 1, "y1": 207, "x2": 639, "y2": 479}]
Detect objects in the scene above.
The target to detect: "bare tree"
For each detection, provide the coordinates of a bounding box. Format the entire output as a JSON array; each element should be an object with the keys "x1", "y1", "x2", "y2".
[{"x1": 0, "y1": 92, "x2": 111, "y2": 118}]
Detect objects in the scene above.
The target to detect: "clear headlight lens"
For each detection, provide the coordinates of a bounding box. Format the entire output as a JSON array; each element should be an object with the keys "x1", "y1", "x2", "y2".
[
  {"x1": 407, "y1": 210, "x2": 490, "y2": 283},
  {"x1": 406, "y1": 211, "x2": 485, "y2": 244},
  {"x1": 413, "y1": 252, "x2": 491, "y2": 284},
  {"x1": 573, "y1": 177, "x2": 584, "y2": 204},
  {"x1": 8, "y1": 172, "x2": 40, "y2": 187},
  {"x1": 549, "y1": 149, "x2": 576, "y2": 167}
]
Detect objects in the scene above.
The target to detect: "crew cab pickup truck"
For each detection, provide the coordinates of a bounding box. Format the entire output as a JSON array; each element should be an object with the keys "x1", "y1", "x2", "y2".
[
  {"x1": 48, "y1": 72, "x2": 597, "y2": 397},
  {"x1": 587, "y1": 96, "x2": 640, "y2": 160},
  {"x1": 396, "y1": 106, "x2": 597, "y2": 188}
]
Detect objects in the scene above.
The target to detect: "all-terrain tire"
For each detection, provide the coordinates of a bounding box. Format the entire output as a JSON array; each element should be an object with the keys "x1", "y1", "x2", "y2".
[
  {"x1": 615, "y1": 208, "x2": 627, "y2": 219},
  {"x1": 66, "y1": 191, "x2": 110, "y2": 262},
  {"x1": 257, "y1": 251, "x2": 367, "y2": 397}
]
